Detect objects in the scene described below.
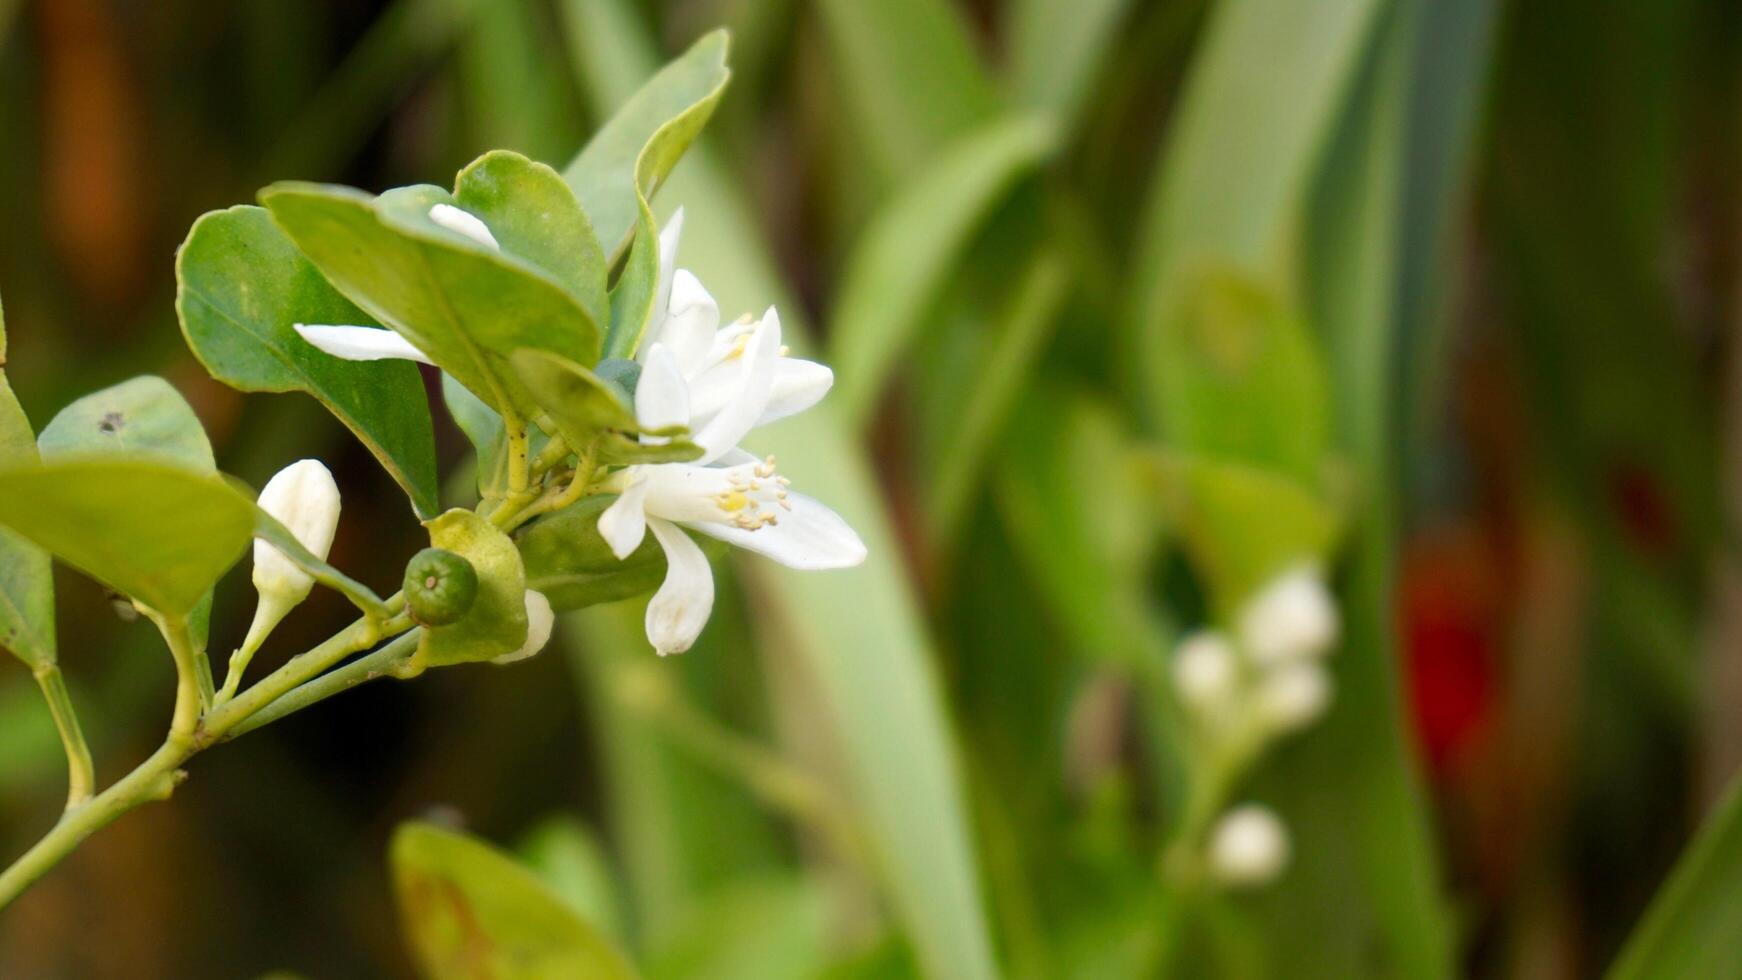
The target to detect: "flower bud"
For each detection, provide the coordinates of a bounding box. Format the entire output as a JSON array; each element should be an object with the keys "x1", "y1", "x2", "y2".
[
  {"x1": 404, "y1": 548, "x2": 479, "y2": 626},
  {"x1": 1172, "y1": 631, "x2": 1238, "y2": 715},
  {"x1": 493, "y1": 590, "x2": 554, "y2": 665},
  {"x1": 1254, "y1": 661, "x2": 1332, "y2": 734},
  {"x1": 243, "y1": 460, "x2": 341, "y2": 654},
  {"x1": 1239, "y1": 565, "x2": 1340, "y2": 665},
  {"x1": 1208, "y1": 804, "x2": 1289, "y2": 888}
]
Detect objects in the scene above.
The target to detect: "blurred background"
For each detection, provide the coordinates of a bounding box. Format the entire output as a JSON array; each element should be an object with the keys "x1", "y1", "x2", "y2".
[{"x1": 1, "y1": 0, "x2": 1739, "y2": 976}]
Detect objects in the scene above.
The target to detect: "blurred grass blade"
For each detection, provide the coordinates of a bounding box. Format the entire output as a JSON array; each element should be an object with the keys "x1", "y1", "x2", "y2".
[
  {"x1": 926, "y1": 247, "x2": 1070, "y2": 545},
  {"x1": 1608, "y1": 773, "x2": 1742, "y2": 979},
  {"x1": 1007, "y1": 0, "x2": 1134, "y2": 127},
  {"x1": 810, "y1": 0, "x2": 997, "y2": 179},
  {"x1": 1127, "y1": 0, "x2": 1385, "y2": 420},
  {"x1": 561, "y1": 8, "x2": 1001, "y2": 978},
  {"x1": 828, "y1": 115, "x2": 1057, "y2": 424}
]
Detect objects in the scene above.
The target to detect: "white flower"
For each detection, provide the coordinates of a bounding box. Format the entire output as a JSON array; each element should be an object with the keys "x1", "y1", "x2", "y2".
[
  {"x1": 292, "y1": 203, "x2": 499, "y2": 365},
  {"x1": 1172, "y1": 631, "x2": 1238, "y2": 715},
  {"x1": 1207, "y1": 805, "x2": 1289, "y2": 887},
  {"x1": 1239, "y1": 565, "x2": 1340, "y2": 665},
  {"x1": 1253, "y1": 661, "x2": 1332, "y2": 733},
  {"x1": 493, "y1": 590, "x2": 554, "y2": 665},
  {"x1": 598, "y1": 315, "x2": 865, "y2": 656},
  {"x1": 642, "y1": 208, "x2": 834, "y2": 428},
  {"x1": 243, "y1": 459, "x2": 341, "y2": 652}
]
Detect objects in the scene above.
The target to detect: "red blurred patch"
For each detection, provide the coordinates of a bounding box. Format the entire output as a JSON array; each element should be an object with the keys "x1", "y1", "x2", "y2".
[
  {"x1": 1400, "y1": 528, "x2": 1500, "y2": 775},
  {"x1": 1606, "y1": 459, "x2": 1677, "y2": 560}
]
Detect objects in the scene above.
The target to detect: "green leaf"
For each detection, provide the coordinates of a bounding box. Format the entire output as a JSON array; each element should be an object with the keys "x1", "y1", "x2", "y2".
[
  {"x1": 516, "y1": 495, "x2": 667, "y2": 612},
  {"x1": 454, "y1": 150, "x2": 608, "y2": 331},
  {"x1": 561, "y1": 29, "x2": 730, "y2": 261},
  {"x1": 391, "y1": 821, "x2": 638, "y2": 980},
  {"x1": 38, "y1": 376, "x2": 215, "y2": 471},
  {"x1": 441, "y1": 372, "x2": 510, "y2": 497},
  {"x1": 1608, "y1": 772, "x2": 1742, "y2": 979},
  {"x1": 566, "y1": 16, "x2": 1000, "y2": 979},
  {"x1": 1153, "y1": 270, "x2": 1332, "y2": 488},
  {"x1": 517, "y1": 816, "x2": 627, "y2": 944},
  {"x1": 0, "y1": 332, "x2": 55, "y2": 669},
  {"x1": 510, "y1": 348, "x2": 636, "y2": 441},
  {"x1": 260, "y1": 181, "x2": 600, "y2": 418},
  {"x1": 603, "y1": 209, "x2": 661, "y2": 360},
  {"x1": 1144, "y1": 451, "x2": 1341, "y2": 616},
  {"x1": 0, "y1": 460, "x2": 254, "y2": 616},
  {"x1": 176, "y1": 205, "x2": 441, "y2": 518},
  {"x1": 828, "y1": 114, "x2": 1057, "y2": 423},
  {"x1": 412, "y1": 509, "x2": 527, "y2": 668}
]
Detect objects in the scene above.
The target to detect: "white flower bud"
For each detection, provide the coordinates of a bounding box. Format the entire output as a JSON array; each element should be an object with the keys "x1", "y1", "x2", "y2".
[
  {"x1": 1239, "y1": 565, "x2": 1340, "y2": 665},
  {"x1": 1172, "y1": 631, "x2": 1238, "y2": 714},
  {"x1": 242, "y1": 460, "x2": 340, "y2": 654},
  {"x1": 1208, "y1": 805, "x2": 1289, "y2": 887},
  {"x1": 493, "y1": 590, "x2": 554, "y2": 665},
  {"x1": 1254, "y1": 661, "x2": 1332, "y2": 733}
]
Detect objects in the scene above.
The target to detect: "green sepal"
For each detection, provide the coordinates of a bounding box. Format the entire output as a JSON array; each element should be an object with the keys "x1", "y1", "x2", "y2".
[{"x1": 411, "y1": 509, "x2": 528, "y2": 669}]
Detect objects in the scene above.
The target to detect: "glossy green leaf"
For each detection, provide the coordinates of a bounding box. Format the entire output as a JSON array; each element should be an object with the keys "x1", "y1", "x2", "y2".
[
  {"x1": 603, "y1": 209, "x2": 661, "y2": 360},
  {"x1": 829, "y1": 114, "x2": 1057, "y2": 423},
  {"x1": 1153, "y1": 270, "x2": 1332, "y2": 488},
  {"x1": 812, "y1": 0, "x2": 998, "y2": 179},
  {"x1": 1609, "y1": 771, "x2": 1742, "y2": 979},
  {"x1": 0, "y1": 460, "x2": 254, "y2": 616},
  {"x1": 176, "y1": 205, "x2": 440, "y2": 518},
  {"x1": 0, "y1": 318, "x2": 54, "y2": 669},
  {"x1": 38, "y1": 376, "x2": 215, "y2": 471},
  {"x1": 260, "y1": 181, "x2": 600, "y2": 417},
  {"x1": 563, "y1": 14, "x2": 1001, "y2": 980},
  {"x1": 391, "y1": 821, "x2": 638, "y2": 980},
  {"x1": 561, "y1": 29, "x2": 730, "y2": 261},
  {"x1": 511, "y1": 349, "x2": 702, "y2": 465},
  {"x1": 442, "y1": 372, "x2": 509, "y2": 496},
  {"x1": 412, "y1": 509, "x2": 527, "y2": 668},
  {"x1": 516, "y1": 495, "x2": 667, "y2": 612},
  {"x1": 454, "y1": 150, "x2": 609, "y2": 331}
]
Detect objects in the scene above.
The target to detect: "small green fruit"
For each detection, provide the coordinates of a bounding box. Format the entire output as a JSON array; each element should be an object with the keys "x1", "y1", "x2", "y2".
[{"x1": 404, "y1": 547, "x2": 479, "y2": 626}]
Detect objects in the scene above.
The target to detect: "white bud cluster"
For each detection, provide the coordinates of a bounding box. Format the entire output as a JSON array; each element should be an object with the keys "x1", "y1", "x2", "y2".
[{"x1": 1167, "y1": 564, "x2": 1339, "y2": 891}]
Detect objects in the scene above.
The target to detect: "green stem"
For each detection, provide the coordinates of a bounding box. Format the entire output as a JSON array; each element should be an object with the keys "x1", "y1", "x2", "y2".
[
  {"x1": 221, "y1": 630, "x2": 421, "y2": 741},
  {"x1": 155, "y1": 614, "x2": 205, "y2": 739},
  {"x1": 32, "y1": 666, "x2": 94, "y2": 810},
  {"x1": 0, "y1": 740, "x2": 189, "y2": 909}
]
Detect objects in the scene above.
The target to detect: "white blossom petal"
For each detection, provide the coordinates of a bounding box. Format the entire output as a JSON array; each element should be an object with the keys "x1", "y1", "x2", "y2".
[
  {"x1": 759, "y1": 358, "x2": 834, "y2": 425},
  {"x1": 429, "y1": 203, "x2": 500, "y2": 250},
  {"x1": 641, "y1": 207, "x2": 686, "y2": 362},
  {"x1": 660, "y1": 269, "x2": 721, "y2": 376},
  {"x1": 691, "y1": 308, "x2": 780, "y2": 463},
  {"x1": 644, "y1": 518, "x2": 713, "y2": 656},
  {"x1": 493, "y1": 590, "x2": 555, "y2": 664},
  {"x1": 295, "y1": 324, "x2": 433, "y2": 365},
  {"x1": 598, "y1": 474, "x2": 650, "y2": 559},
  {"x1": 635, "y1": 344, "x2": 692, "y2": 436},
  {"x1": 685, "y1": 490, "x2": 866, "y2": 570}
]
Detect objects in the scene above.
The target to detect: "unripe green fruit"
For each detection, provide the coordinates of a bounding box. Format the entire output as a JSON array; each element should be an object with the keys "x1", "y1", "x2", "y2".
[{"x1": 404, "y1": 548, "x2": 479, "y2": 626}]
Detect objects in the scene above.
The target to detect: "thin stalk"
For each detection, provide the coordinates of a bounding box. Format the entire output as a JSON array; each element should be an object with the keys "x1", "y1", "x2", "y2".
[
  {"x1": 155, "y1": 614, "x2": 205, "y2": 738},
  {"x1": 32, "y1": 666, "x2": 94, "y2": 809},
  {"x1": 222, "y1": 630, "x2": 421, "y2": 741}
]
